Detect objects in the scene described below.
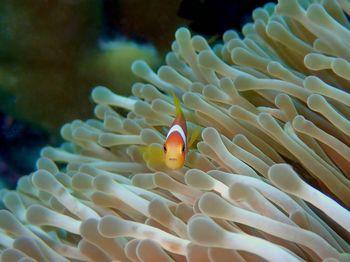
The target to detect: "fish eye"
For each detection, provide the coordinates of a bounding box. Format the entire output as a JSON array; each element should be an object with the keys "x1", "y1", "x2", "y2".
[
  {"x1": 163, "y1": 145, "x2": 167, "y2": 152},
  {"x1": 182, "y1": 145, "x2": 185, "y2": 152}
]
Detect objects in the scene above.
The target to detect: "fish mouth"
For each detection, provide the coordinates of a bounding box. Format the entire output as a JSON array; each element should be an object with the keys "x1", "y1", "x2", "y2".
[{"x1": 168, "y1": 158, "x2": 177, "y2": 161}]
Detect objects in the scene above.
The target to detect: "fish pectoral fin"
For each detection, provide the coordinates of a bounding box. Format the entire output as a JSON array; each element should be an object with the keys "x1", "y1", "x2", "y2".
[
  {"x1": 138, "y1": 145, "x2": 165, "y2": 164},
  {"x1": 188, "y1": 127, "x2": 201, "y2": 149}
]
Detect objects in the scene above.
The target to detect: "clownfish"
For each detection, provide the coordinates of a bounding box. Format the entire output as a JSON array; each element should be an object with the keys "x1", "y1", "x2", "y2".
[
  {"x1": 163, "y1": 94, "x2": 188, "y2": 170},
  {"x1": 140, "y1": 93, "x2": 200, "y2": 170}
]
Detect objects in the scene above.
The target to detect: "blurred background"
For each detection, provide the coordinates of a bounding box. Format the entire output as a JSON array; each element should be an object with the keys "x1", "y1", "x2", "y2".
[{"x1": 0, "y1": 0, "x2": 271, "y2": 188}]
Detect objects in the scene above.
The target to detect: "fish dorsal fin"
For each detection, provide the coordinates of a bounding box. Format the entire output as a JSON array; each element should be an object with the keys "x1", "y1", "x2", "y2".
[{"x1": 172, "y1": 91, "x2": 182, "y2": 117}]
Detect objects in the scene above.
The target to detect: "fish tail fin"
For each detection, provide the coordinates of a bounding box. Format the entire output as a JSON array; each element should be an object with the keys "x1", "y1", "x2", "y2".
[
  {"x1": 188, "y1": 127, "x2": 201, "y2": 148},
  {"x1": 172, "y1": 91, "x2": 182, "y2": 116}
]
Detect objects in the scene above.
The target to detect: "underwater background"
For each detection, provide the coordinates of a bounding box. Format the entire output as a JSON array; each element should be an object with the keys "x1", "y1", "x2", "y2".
[{"x1": 0, "y1": 0, "x2": 270, "y2": 189}]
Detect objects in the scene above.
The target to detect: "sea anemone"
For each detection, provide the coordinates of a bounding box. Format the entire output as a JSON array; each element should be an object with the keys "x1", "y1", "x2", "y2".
[{"x1": 0, "y1": 0, "x2": 349, "y2": 261}]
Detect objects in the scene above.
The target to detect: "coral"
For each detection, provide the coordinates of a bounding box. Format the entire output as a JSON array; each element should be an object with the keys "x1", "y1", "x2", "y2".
[
  {"x1": 0, "y1": 0, "x2": 160, "y2": 132},
  {"x1": 0, "y1": 0, "x2": 350, "y2": 261}
]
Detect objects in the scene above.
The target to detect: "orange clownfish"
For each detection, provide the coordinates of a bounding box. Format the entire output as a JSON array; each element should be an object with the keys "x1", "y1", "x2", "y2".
[
  {"x1": 140, "y1": 93, "x2": 200, "y2": 170},
  {"x1": 163, "y1": 94, "x2": 188, "y2": 170}
]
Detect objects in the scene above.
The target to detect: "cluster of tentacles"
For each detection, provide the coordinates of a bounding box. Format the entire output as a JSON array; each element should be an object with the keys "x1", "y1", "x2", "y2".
[{"x1": 0, "y1": 0, "x2": 349, "y2": 261}]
